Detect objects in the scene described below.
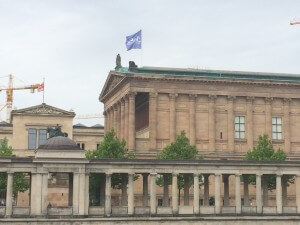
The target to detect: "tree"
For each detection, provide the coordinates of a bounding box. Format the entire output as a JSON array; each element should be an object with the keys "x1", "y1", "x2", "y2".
[
  {"x1": 0, "y1": 138, "x2": 30, "y2": 201},
  {"x1": 156, "y1": 131, "x2": 202, "y2": 204},
  {"x1": 86, "y1": 129, "x2": 135, "y2": 205},
  {"x1": 245, "y1": 134, "x2": 293, "y2": 190}
]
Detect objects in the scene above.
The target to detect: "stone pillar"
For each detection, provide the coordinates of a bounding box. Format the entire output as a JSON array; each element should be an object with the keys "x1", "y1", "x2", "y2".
[
  {"x1": 104, "y1": 111, "x2": 108, "y2": 133},
  {"x1": 204, "y1": 174, "x2": 210, "y2": 206},
  {"x1": 78, "y1": 173, "x2": 86, "y2": 216},
  {"x1": 85, "y1": 173, "x2": 89, "y2": 216},
  {"x1": 31, "y1": 173, "x2": 43, "y2": 216},
  {"x1": 120, "y1": 99, "x2": 125, "y2": 140},
  {"x1": 256, "y1": 174, "x2": 262, "y2": 214},
  {"x1": 150, "y1": 173, "x2": 157, "y2": 215},
  {"x1": 262, "y1": 176, "x2": 268, "y2": 206},
  {"x1": 265, "y1": 98, "x2": 272, "y2": 138},
  {"x1": 41, "y1": 173, "x2": 48, "y2": 215},
  {"x1": 193, "y1": 173, "x2": 200, "y2": 214},
  {"x1": 296, "y1": 175, "x2": 300, "y2": 214},
  {"x1": 284, "y1": 98, "x2": 291, "y2": 152},
  {"x1": 276, "y1": 174, "x2": 282, "y2": 214},
  {"x1": 246, "y1": 97, "x2": 254, "y2": 150},
  {"x1": 243, "y1": 175, "x2": 249, "y2": 206},
  {"x1": 142, "y1": 174, "x2": 148, "y2": 206},
  {"x1": 128, "y1": 173, "x2": 134, "y2": 215},
  {"x1": 235, "y1": 174, "x2": 241, "y2": 214},
  {"x1": 223, "y1": 175, "x2": 229, "y2": 206},
  {"x1": 172, "y1": 173, "x2": 179, "y2": 215},
  {"x1": 128, "y1": 93, "x2": 136, "y2": 151},
  {"x1": 121, "y1": 174, "x2": 127, "y2": 206},
  {"x1": 282, "y1": 176, "x2": 287, "y2": 206},
  {"x1": 227, "y1": 96, "x2": 234, "y2": 152},
  {"x1": 114, "y1": 105, "x2": 118, "y2": 136},
  {"x1": 124, "y1": 96, "x2": 129, "y2": 147},
  {"x1": 208, "y1": 95, "x2": 216, "y2": 151},
  {"x1": 169, "y1": 94, "x2": 177, "y2": 142},
  {"x1": 183, "y1": 174, "x2": 189, "y2": 206},
  {"x1": 72, "y1": 173, "x2": 80, "y2": 215},
  {"x1": 117, "y1": 102, "x2": 122, "y2": 138},
  {"x1": 214, "y1": 174, "x2": 221, "y2": 214},
  {"x1": 5, "y1": 172, "x2": 13, "y2": 217},
  {"x1": 105, "y1": 173, "x2": 112, "y2": 216},
  {"x1": 189, "y1": 94, "x2": 196, "y2": 145},
  {"x1": 149, "y1": 92, "x2": 157, "y2": 150},
  {"x1": 163, "y1": 174, "x2": 169, "y2": 207}
]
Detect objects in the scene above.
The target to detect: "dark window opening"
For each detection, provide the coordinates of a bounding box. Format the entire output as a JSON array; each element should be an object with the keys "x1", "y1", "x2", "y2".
[
  {"x1": 135, "y1": 93, "x2": 149, "y2": 131},
  {"x1": 28, "y1": 128, "x2": 37, "y2": 150}
]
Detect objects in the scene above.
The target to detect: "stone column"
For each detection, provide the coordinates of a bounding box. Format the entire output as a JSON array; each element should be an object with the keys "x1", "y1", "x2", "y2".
[
  {"x1": 104, "y1": 111, "x2": 108, "y2": 133},
  {"x1": 142, "y1": 174, "x2": 148, "y2": 206},
  {"x1": 120, "y1": 99, "x2": 125, "y2": 140},
  {"x1": 283, "y1": 98, "x2": 291, "y2": 152},
  {"x1": 227, "y1": 96, "x2": 234, "y2": 152},
  {"x1": 183, "y1": 174, "x2": 189, "y2": 206},
  {"x1": 243, "y1": 175, "x2": 249, "y2": 206},
  {"x1": 78, "y1": 173, "x2": 86, "y2": 216},
  {"x1": 246, "y1": 97, "x2": 254, "y2": 150},
  {"x1": 114, "y1": 105, "x2": 118, "y2": 136},
  {"x1": 105, "y1": 173, "x2": 112, "y2": 216},
  {"x1": 223, "y1": 175, "x2": 229, "y2": 206},
  {"x1": 204, "y1": 175, "x2": 210, "y2": 206},
  {"x1": 235, "y1": 174, "x2": 241, "y2": 214},
  {"x1": 172, "y1": 173, "x2": 179, "y2": 215},
  {"x1": 41, "y1": 173, "x2": 48, "y2": 215},
  {"x1": 189, "y1": 94, "x2": 196, "y2": 145},
  {"x1": 169, "y1": 94, "x2": 177, "y2": 143},
  {"x1": 31, "y1": 173, "x2": 43, "y2": 216},
  {"x1": 265, "y1": 98, "x2": 273, "y2": 138},
  {"x1": 256, "y1": 174, "x2": 262, "y2": 214},
  {"x1": 124, "y1": 96, "x2": 129, "y2": 147},
  {"x1": 215, "y1": 174, "x2": 221, "y2": 214},
  {"x1": 193, "y1": 173, "x2": 200, "y2": 214},
  {"x1": 5, "y1": 172, "x2": 13, "y2": 217},
  {"x1": 262, "y1": 176, "x2": 268, "y2": 206},
  {"x1": 128, "y1": 173, "x2": 135, "y2": 215},
  {"x1": 72, "y1": 173, "x2": 80, "y2": 215},
  {"x1": 282, "y1": 176, "x2": 287, "y2": 206},
  {"x1": 150, "y1": 173, "x2": 157, "y2": 215},
  {"x1": 208, "y1": 95, "x2": 216, "y2": 151},
  {"x1": 296, "y1": 175, "x2": 300, "y2": 214},
  {"x1": 85, "y1": 173, "x2": 89, "y2": 216},
  {"x1": 149, "y1": 92, "x2": 157, "y2": 150},
  {"x1": 128, "y1": 93, "x2": 136, "y2": 151},
  {"x1": 276, "y1": 174, "x2": 282, "y2": 214},
  {"x1": 163, "y1": 174, "x2": 169, "y2": 207},
  {"x1": 118, "y1": 102, "x2": 122, "y2": 138}
]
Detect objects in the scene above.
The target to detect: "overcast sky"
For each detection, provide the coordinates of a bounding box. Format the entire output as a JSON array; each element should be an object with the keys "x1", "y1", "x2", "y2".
[{"x1": 0, "y1": 0, "x2": 299, "y2": 125}]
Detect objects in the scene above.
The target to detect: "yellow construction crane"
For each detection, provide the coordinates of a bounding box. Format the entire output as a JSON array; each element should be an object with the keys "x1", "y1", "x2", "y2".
[{"x1": 0, "y1": 74, "x2": 42, "y2": 122}]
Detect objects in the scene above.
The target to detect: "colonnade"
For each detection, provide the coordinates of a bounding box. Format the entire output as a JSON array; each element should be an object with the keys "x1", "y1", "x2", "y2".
[{"x1": 104, "y1": 92, "x2": 292, "y2": 152}]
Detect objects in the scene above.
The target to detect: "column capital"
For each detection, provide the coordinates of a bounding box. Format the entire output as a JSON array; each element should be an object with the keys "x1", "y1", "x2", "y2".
[
  {"x1": 105, "y1": 172, "x2": 112, "y2": 176},
  {"x1": 246, "y1": 96, "x2": 255, "y2": 103},
  {"x1": 193, "y1": 173, "x2": 200, "y2": 177},
  {"x1": 172, "y1": 173, "x2": 179, "y2": 176},
  {"x1": 265, "y1": 97, "x2": 273, "y2": 104},
  {"x1": 150, "y1": 173, "x2": 157, "y2": 176},
  {"x1": 103, "y1": 111, "x2": 107, "y2": 116},
  {"x1": 6, "y1": 171, "x2": 14, "y2": 175},
  {"x1": 235, "y1": 173, "x2": 241, "y2": 177},
  {"x1": 189, "y1": 94, "x2": 197, "y2": 100},
  {"x1": 214, "y1": 173, "x2": 221, "y2": 176},
  {"x1": 208, "y1": 95, "x2": 217, "y2": 102},
  {"x1": 227, "y1": 95, "x2": 236, "y2": 101},
  {"x1": 128, "y1": 92, "x2": 137, "y2": 99},
  {"x1": 149, "y1": 92, "x2": 158, "y2": 98},
  {"x1": 276, "y1": 173, "x2": 283, "y2": 177},
  {"x1": 113, "y1": 104, "x2": 118, "y2": 111},
  {"x1": 283, "y1": 98, "x2": 292, "y2": 105},
  {"x1": 169, "y1": 93, "x2": 178, "y2": 99},
  {"x1": 120, "y1": 98, "x2": 125, "y2": 105},
  {"x1": 256, "y1": 174, "x2": 262, "y2": 178}
]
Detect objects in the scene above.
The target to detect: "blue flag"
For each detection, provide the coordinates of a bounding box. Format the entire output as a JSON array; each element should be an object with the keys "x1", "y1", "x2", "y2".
[{"x1": 125, "y1": 30, "x2": 142, "y2": 51}]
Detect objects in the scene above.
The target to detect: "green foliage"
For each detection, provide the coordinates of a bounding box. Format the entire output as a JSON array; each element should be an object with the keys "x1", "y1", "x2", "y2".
[
  {"x1": 245, "y1": 134, "x2": 293, "y2": 190},
  {"x1": 156, "y1": 131, "x2": 202, "y2": 190},
  {"x1": 0, "y1": 138, "x2": 30, "y2": 198}
]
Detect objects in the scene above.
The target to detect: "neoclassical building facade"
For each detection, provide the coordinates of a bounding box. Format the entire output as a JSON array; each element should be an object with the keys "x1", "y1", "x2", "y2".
[{"x1": 100, "y1": 66, "x2": 300, "y2": 159}]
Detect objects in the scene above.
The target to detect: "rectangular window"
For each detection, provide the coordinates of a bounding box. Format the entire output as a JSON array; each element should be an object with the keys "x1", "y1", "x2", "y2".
[
  {"x1": 272, "y1": 117, "x2": 282, "y2": 140},
  {"x1": 235, "y1": 116, "x2": 245, "y2": 139},
  {"x1": 28, "y1": 128, "x2": 37, "y2": 150},
  {"x1": 81, "y1": 143, "x2": 85, "y2": 150},
  {"x1": 39, "y1": 129, "x2": 47, "y2": 146}
]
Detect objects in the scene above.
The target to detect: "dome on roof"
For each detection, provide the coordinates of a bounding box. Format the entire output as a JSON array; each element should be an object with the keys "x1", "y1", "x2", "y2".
[{"x1": 38, "y1": 136, "x2": 81, "y2": 150}]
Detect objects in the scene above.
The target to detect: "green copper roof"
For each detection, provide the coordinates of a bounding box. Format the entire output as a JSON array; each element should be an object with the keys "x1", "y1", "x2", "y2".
[{"x1": 115, "y1": 66, "x2": 300, "y2": 83}]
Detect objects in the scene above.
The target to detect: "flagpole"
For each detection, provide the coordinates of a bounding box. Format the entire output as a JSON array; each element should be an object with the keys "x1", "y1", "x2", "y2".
[
  {"x1": 43, "y1": 77, "x2": 45, "y2": 104},
  {"x1": 140, "y1": 30, "x2": 143, "y2": 67}
]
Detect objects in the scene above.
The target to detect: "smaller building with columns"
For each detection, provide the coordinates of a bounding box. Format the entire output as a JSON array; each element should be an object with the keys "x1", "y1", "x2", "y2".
[{"x1": 100, "y1": 66, "x2": 300, "y2": 160}]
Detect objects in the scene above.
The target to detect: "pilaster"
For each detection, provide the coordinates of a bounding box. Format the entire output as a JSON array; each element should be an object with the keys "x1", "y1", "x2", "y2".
[
  {"x1": 227, "y1": 96, "x2": 235, "y2": 152},
  {"x1": 169, "y1": 93, "x2": 177, "y2": 142},
  {"x1": 246, "y1": 97, "x2": 254, "y2": 149},
  {"x1": 265, "y1": 97, "x2": 273, "y2": 138},
  {"x1": 283, "y1": 98, "x2": 291, "y2": 152},
  {"x1": 128, "y1": 92, "x2": 136, "y2": 151},
  {"x1": 208, "y1": 95, "x2": 216, "y2": 151},
  {"x1": 189, "y1": 94, "x2": 196, "y2": 145}
]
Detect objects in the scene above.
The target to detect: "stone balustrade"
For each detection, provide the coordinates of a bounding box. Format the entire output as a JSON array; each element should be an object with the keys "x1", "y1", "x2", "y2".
[{"x1": 1, "y1": 158, "x2": 300, "y2": 218}]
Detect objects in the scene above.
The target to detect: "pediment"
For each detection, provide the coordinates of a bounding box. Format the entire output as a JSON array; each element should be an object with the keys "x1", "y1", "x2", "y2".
[
  {"x1": 99, "y1": 72, "x2": 126, "y2": 101},
  {"x1": 11, "y1": 103, "x2": 75, "y2": 117}
]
